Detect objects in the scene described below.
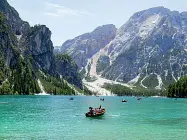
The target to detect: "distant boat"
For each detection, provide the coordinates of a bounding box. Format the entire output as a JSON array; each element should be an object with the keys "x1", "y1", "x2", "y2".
[
  {"x1": 122, "y1": 99, "x2": 127, "y2": 102},
  {"x1": 85, "y1": 107, "x2": 106, "y2": 117},
  {"x1": 137, "y1": 98, "x2": 142, "y2": 100},
  {"x1": 69, "y1": 97, "x2": 74, "y2": 100},
  {"x1": 100, "y1": 98, "x2": 104, "y2": 101}
]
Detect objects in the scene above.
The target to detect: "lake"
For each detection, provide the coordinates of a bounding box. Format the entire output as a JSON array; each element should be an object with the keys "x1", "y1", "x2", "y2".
[{"x1": 0, "y1": 96, "x2": 187, "y2": 140}]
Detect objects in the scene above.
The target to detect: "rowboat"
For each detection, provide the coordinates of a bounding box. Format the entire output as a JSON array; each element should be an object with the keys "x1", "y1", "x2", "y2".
[
  {"x1": 69, "y1": 97, "x2": 74, "y2": 100},
  {"x1": 85, "y1": 107, "x2": 106, "y2": 117},
  {"x1": 100, "y1": 98, "x2": 104, "y2": 101},
  {"x1": 122, "y1": 99, "x2": 127, "y2": 102}
]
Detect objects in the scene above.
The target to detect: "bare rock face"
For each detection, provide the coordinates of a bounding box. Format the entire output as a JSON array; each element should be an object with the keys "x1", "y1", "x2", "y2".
[
  {"x1": 0, "y1": 13, "x2": 17, "y2": 67},
  {"x1": 20, "y1": 25, "x2": 55, "y2": 74},
  {"x1": 61, "y1": 24, "x2": 117, "y2": 68},
  {"x1": 0, "y1": 0, "x2": 30, "y2": 35}
]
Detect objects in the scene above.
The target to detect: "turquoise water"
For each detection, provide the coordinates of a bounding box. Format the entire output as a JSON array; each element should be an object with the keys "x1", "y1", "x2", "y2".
[{"x1": 0, "y1": 96, "x2": 187, "y2": 140}]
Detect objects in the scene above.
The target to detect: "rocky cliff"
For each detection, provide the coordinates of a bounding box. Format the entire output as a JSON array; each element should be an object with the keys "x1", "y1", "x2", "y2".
[
  {"x1": 0, "y1": 0, "x2": 55, "y2": 73},
  {"x1": 0, "y1": 12, "x2": 40, "y2": 94},
  {"x1": 0, "y1": 0, "x2": 83, "y2": 94},
  {"x1": 21, "y1": 25, "x2": 55, "y2": 74},
  {"x1": 0, "y1": 12, "x2": 17, "y2": 68}
]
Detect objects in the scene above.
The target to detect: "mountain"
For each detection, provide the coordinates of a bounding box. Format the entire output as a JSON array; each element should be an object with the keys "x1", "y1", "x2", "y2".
[
  {"x1": 0, "y1": 0, "x2": 83, "y2": 95},
  {"x1": 102, "y1": 7, "x2": 187, "y2": 89},
  {"x1": 61, "y1": 7, "x2": 187, "y2": 93},
  {"x1": 61, "y1": 24, "x2": 117, "y2": 68}
]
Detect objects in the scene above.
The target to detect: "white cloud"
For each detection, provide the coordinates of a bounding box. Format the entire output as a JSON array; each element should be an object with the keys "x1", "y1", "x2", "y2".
[
  {"x1": 44, "y1": 12, "x2": 60, "y2": 17},
  {"x1": 44, "y1": 2, "x2": 92, "y2": 17}
]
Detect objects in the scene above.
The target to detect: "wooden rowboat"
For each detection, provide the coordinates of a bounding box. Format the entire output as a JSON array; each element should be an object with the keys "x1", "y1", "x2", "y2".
[{"x1": 85, "y1": 108, "x2": 106, "y2": 117}]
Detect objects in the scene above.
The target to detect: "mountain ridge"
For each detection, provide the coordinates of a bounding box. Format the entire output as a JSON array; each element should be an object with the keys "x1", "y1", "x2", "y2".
[
  {"x1": 61, "y1": 24, "x2": 117, "y2": 68},
  {"x1": 60, "y1": 6, "x2": 187, "y2": 94}
]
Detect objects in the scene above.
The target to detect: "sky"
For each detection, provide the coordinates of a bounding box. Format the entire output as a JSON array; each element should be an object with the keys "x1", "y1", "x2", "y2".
[{"x1": 7, "y1": 0, "x2": 187, "y2": 46}]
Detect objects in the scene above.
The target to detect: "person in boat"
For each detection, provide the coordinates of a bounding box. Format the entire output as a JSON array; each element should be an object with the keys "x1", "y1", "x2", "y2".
[
  {"x1": 97, "y1": 105, "x2": 101, "y2": 112},
  {"x1": 89, "y1": 107, "x2": 95, "y2": 115},
  {"x1": 99, "y1": 105, "x2": 101, "y2": 109}
]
